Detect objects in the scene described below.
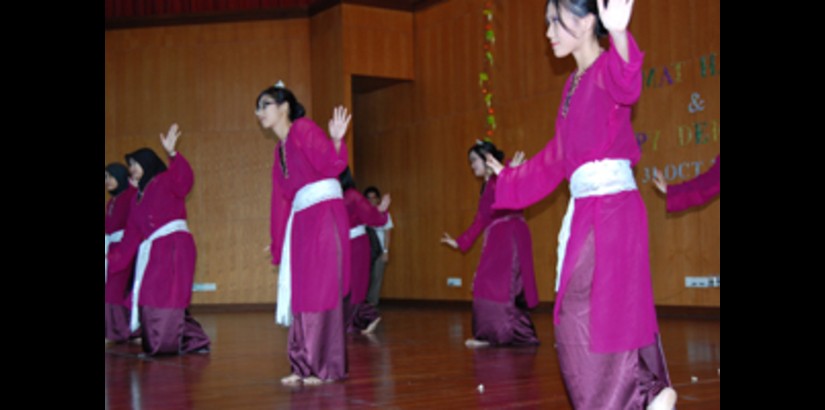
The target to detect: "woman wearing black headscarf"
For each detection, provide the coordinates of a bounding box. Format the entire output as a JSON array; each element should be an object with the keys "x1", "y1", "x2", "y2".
[
  {"x1": 105, "y1": 163, "x2": 138, "y2": 343},
  {"x1": 108, "y1": 124, "x2": 210, "y2": 355}
]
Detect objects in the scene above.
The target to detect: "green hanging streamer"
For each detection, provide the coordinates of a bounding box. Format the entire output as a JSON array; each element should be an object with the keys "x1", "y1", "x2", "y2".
[
  {"x1": 487, "y1": 115, "x2": 497, "y2": 129},
  {"x1": 486, "y1": 30, "x2": 495, "y2": 44}
]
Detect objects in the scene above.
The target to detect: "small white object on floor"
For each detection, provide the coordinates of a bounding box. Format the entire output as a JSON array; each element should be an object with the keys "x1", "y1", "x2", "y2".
[
  {"x1": 691, "y1": 376, "x2": 698, "y2": 383},
  {"x1": 477, "y1": 384, "x2": 485, "y2": 393}
]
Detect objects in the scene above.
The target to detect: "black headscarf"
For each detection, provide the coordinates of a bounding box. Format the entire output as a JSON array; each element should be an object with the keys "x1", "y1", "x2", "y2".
[
  {"x1": 105, "y1": 163, "x2": 130, "y2": 197},
  {"x1": 124, "y1": 148, "x2": 167, "y2": 198}
]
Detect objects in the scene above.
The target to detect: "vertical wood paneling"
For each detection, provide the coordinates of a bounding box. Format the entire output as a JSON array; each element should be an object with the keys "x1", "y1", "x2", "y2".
[
  {"x1": 343, "y1": 4, "x2": 414, "y2": 80},
  {"x1": 105, "y1": 19, "x2": 313, "y2": 304}
]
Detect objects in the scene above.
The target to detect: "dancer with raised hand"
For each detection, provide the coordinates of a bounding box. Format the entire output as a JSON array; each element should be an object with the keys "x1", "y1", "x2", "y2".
[
  {"x1": 107, "y1": 124, "x2": 211, "y2": 356},
  {"x1": 339, "y1": 167, "x2": 390, "y2": 335},
  {"x1": 258, "y1": 82, "x2": 351, "y2": 386},
  {"x1": 485, "y1": 1, "x2": 676, "y2": 408},
  {"x1": 442, "y1": 139, "x2": 539, "y2": 349}
]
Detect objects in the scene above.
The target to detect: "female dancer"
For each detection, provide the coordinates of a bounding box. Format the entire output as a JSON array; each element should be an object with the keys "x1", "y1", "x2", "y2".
[
  {"x1": 258, "y1": 83, "x2": 351, "y2": 385},
  {"x1": 486, "y1": 1, "x2": 676, "y2": 408},
  {"x1": 339, "y1": 167, "x2": 389, "y2": 335},
  {"x1": 107, "y1": 124, "x2": 211, "y2": 356},
  {"x1": 105, "y1": 162, "x2": 137, "y2": 343},
  {"x1": 442, "y1": 140, "x2": 539, "y2": 348}
]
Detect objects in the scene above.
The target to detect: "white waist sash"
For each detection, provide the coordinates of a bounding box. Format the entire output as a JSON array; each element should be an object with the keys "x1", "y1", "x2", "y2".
[
  {"x1": 130, "y1": 219, "x2": 190, "y2": 332},
  {"x1": 349, "y1": 225, "x2": 366, "y2": 239},
  {"x1": 555, "y1": 159, "x2": 637, "y2": 291},
  {"x1": 276, "y1": 178, "x2": 343, "y2": 327},
  {"x1": 105, "y1": 229, "x2": 124, "y2": 283}
]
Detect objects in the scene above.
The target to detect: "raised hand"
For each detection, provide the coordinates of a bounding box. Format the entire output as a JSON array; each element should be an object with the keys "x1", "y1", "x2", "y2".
[
  {"x1": 510, "y1": 151, "x2": 527, "y2": 167},
  {"x1": 160, "y1": 123, "x2": 181, "y2": 156},
  {"x1": 652, "y1": 168, "x2": 667, "y2": 194},
  {"x1": 597, "y1": 0, "x2": 635, "y2": 34},
  {"x1": 441, "y1": 232, "x2": 458, "y2": 249},
  {"x1": 378, "y1": 193, "x2": 391, "y2": 213},
  {"x1": 328, "y1": 106, "x2": 352, "y2": 143},
  {"x1": 485, "y1": 153, "x2": 505, "y2": 175}
]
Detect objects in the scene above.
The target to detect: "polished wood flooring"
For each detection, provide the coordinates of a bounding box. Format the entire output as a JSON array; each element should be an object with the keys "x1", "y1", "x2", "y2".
[{"x1": 105, "y1": 304, "x2": 720, "y2": 409}]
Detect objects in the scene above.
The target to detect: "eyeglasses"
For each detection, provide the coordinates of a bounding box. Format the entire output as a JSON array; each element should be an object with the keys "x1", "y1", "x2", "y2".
[{"x1": 256, "y1": 100, "x2": 276, "y2": 113}]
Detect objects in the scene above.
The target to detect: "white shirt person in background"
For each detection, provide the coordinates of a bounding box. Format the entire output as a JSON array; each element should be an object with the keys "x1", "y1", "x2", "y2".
[{"x1": 364, "y1": 186, "x2": 393, "y2": 306}]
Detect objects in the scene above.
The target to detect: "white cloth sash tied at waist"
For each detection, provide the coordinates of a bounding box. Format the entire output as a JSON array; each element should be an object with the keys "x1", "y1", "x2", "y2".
[
  {"x1": 129, "y1": 219, "x2": 190, "y2": 332},
  {"x1": 276, "y1": 178, "x2": 344, "y2": 327},
  {"x1": 349, "y1": 225, "x2": 366, "y2": 239},
  {"x1": 105, "y1": 229, "x2": 125, "y2": 283},
  {"x1": 555, "y1": 159, "x2": 637, "y2": 291}
]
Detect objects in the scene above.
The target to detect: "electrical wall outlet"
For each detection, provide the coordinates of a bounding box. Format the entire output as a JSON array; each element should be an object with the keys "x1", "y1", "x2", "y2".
[
  {"x1": 685, "y1": 276, "x2": 710, "y2": 288},
  {"x1": 193, "y1": 282, "x2": 217, "y2": 292},
  {"x1": 447, "y1": 277, "x2": 462, "y2": 287},
  {"x1": 685, "y1": 276, "x2": 720, "y2": 288}
]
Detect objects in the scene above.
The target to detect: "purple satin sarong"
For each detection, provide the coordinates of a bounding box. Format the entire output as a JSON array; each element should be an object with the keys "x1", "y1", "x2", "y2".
[
  {"x1": 472, "y1": 297, "x2": 539, "y2": 346},
  {"x1": 555, "y1": 230, "x2": 671, "y2": 409},
  {"x1": 288, "y1": 299, "x2": 347, "y2": 381},
  {"x1": 139, "y1": 307, "x2": 210, "y2": 356},
  {"x1": 345, "y1": 300, "x2": 380, "y2": 334},
  {"x1": 471, "y1": 238, "x2": 539, "y2": 346},
  {"x1": 105, "y1": 304, "x2": 135, "y2": 343}
]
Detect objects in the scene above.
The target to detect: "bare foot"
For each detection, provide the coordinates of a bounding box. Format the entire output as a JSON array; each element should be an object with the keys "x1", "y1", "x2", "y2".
[
  {"x1": 281, "y1": 374, "x2": 302, "y2": 386},
  {"x1": 646, "y1": 387, "x2": 677, "y2": 410},
  {"x1": 465, "y1": 338, "x2": 490, "y2": 348},
  {"x1": 302, "y1": 376, "x2": 330, "y2": 386},
  {"x1": 361, "y1": 317, "x2": 382, "y2": 335}
]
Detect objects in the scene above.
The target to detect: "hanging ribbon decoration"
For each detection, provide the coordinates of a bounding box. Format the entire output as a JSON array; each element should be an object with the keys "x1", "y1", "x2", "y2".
[{"x1": 480, "y1": 2, "x2": 496, "y2": 140}]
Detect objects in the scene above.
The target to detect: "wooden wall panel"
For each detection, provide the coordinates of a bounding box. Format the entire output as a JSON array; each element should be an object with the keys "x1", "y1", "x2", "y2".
[
  {"x1": 105, "y1": 19, "x2": 313, "y2": 304},
  {"x1": 310, "y1": 5, "x2": 356, "y2": 166},
  {"x1": 353, "y1": 0, "x2": 720, "y2": 306},
  {"x1": 106, "y1": 0, "x2": 719, "y2": 307},
  {"x1": 343, "y1": 4, "x2": 414, "y2": 80}
]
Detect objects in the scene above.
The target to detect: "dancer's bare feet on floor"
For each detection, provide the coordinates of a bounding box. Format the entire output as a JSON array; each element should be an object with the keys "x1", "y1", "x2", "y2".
[
  {"x1": 362, "y1": 317, "x2": 382, "y2": 335},
  {"x1": 646, "y1": 387, "x2": 677, "y2": 410},
  {"x1": 302, "y1": 376, "x2": 330, "y2": 386},
  {"x1": 281, "y1": 374, "x2": 302, "y2": 386},
  {"x1": 464, "y1": 338, "x2": 490, "y2": 348}
]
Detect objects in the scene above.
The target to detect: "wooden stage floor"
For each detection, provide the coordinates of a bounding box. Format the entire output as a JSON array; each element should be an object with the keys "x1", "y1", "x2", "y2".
[{"x1": 105, "y1": 304, "x2": 720, "y2": 409}]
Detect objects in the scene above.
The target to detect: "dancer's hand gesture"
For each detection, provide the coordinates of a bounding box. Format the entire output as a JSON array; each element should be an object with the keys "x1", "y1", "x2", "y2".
[
  {"x1": 597, "y1": 0, "x2": 634, "y2": 34},
  {"x1": 510, "y1": 151, "x2": 526, "y2": 167},
  {"x1": 160, "y1": 123, "x2": 181, "y2": 156},
  {"x1": 652, "y1": 169, "x2": 667, "y2": 194},
  {"x1": 328, "y1": 106, "x2": 351, "y2": 145},
  {"x1": 378, "y1": 194, "x2": 391, "y2": 213},
  {"x1": 485, "y1": 153, "x2": 505, "y2": 175},
  {"x1": 441, "y1": 233, "x2": 458, "y2": 249}
]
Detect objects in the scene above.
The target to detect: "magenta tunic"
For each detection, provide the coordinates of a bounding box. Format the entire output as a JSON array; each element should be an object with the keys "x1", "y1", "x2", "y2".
[
  {"x1": 457, "y1": 175, "x2": 538, "y2": 308},
  {"x1": 667, "y1": 154, "x2": 720, "y2": 212},
  {"x1": 492, "y1": 33, "x2": 658, "y2": 353},
  {"x1": 108, "y1": 154, "x2": 197, "y2": 310},
  {"x1": 105, "y1": 186, "x2": 137, "y2": 235},
  {"x1": 344, "y1": 188, "x2": 388, "y2": 305},
  {"x1": 270, "y1": 118, "x2": 351, "y2": 313},
  {"x1": 105, "y1": 185, "x2": 136, "y2": 306}
]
